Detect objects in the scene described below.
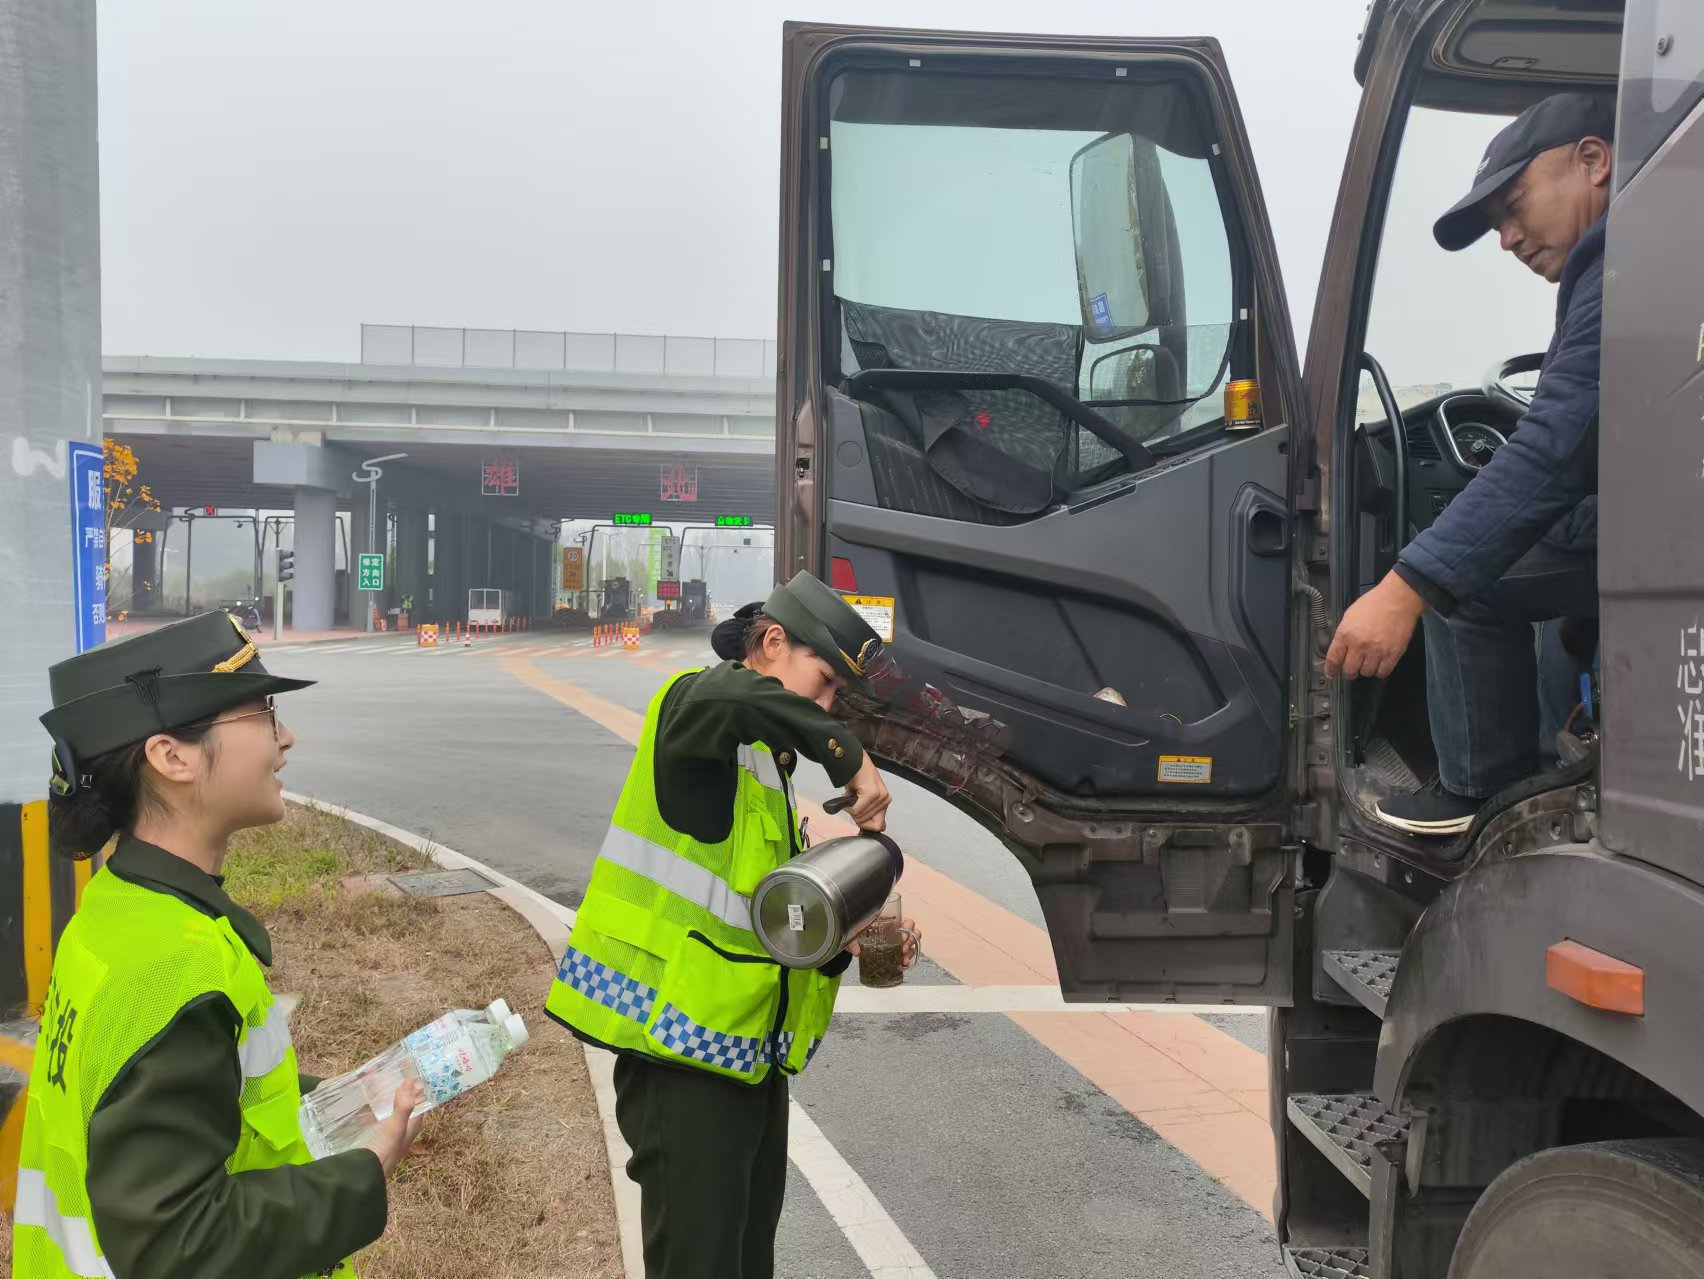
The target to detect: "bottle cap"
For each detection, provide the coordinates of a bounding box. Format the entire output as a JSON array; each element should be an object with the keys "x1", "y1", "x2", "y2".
[
  {"x1": 488, "y1": 997, "x2": 512, "y2": 1023},
  {"x1": 504, "y1": 1012, "x2": 530, "y2": 1049}
]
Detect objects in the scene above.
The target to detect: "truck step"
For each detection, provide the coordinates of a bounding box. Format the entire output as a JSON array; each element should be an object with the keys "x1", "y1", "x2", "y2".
[
  {"x1": 1283, "y1": 1246, "x2": 1371, "y2": 1279},
  {"x1": 1286, "y1": 1092, "x2": 1407, "y2": 1197},
  {"x1": 1322, "y1": 949, "x2": 1399, "y2": 1018}
]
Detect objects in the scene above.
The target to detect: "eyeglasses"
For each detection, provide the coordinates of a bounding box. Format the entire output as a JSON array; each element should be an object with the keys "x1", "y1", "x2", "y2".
[{"x1": 180, "y1": 696, "x2": 278, "y2": 739}]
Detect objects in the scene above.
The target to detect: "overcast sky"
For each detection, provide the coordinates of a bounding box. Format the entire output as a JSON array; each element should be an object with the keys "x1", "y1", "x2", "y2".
[{"x1": 95, "y1": 0, "x2": 1559, "y2": 389}]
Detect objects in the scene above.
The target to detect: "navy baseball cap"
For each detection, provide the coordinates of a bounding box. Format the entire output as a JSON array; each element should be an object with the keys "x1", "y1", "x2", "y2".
[{"x1": 1433, "y1": 93, "x2": 1616, "y2": 251}]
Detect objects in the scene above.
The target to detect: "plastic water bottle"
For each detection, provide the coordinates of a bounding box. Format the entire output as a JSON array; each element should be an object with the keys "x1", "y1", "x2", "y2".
[{"x1": 298, "y1": 998, "x2": 530, "y2": 1158}]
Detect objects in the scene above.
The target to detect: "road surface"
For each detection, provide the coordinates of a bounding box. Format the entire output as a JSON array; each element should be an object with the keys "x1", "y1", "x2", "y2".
[{"x1": 270, "y1": 628, "x2": 1284, "y2": 1279}]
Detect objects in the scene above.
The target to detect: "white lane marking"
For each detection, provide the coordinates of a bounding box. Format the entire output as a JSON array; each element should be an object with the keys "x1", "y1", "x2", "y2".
[
  {"x1": 788, "y1": 1099, "x2": 937, "y2": 1279},
  {"x1": 831, "y1": 984, "x2": 1267, "y2": 1017}
]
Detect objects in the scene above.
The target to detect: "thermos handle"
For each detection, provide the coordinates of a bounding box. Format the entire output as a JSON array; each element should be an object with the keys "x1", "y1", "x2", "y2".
[{"x1": 818, "y1": 794, "x2": 905, "y2": 883}]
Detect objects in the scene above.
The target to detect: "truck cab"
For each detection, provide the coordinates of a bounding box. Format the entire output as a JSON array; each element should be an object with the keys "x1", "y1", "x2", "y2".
[{"x1": 774, "y1": 2, "x2": 1704, "y2": 1273}]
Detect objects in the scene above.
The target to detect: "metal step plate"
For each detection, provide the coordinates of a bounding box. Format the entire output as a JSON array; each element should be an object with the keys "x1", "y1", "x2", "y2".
[
  {"x1": 1322, "y1": 949, "x2": 1399, "y2": 1018},
  {"x1": 1286, "y1": 1092, "x2": 1407, "y2": 1197},
  {"x1": 1283, "y1": 1246, "x2": 1372, "y2": 1279}
]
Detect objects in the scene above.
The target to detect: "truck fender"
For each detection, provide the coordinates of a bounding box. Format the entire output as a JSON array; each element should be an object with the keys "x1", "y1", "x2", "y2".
[{"x1": 1375, "y1": 845, "x2": 1704, "y2": 1117}]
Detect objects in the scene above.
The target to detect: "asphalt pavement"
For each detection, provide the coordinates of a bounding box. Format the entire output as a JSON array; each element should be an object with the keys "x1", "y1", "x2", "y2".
[{"x1": 271, "y1": 628, "x2": 1284, "y2": 1279}]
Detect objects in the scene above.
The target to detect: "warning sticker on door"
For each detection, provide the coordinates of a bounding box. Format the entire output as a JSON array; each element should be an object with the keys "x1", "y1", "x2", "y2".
[
  {"x1": 842, "y1": 595, "x2": 895, "y2": 643},
  {"x1": 1157, "y1": 755, "x2": 1213, "y2": 784}
]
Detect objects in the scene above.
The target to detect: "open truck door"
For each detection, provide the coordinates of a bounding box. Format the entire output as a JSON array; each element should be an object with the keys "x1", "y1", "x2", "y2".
[{"x1": 776, "y1": 24, "x2": 1308, "y2": 1002}]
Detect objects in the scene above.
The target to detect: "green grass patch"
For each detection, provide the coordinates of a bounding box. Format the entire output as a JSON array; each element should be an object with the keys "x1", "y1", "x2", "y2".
[{"x1": 227, "y1": 804, "x2": 424, "y2": 913}]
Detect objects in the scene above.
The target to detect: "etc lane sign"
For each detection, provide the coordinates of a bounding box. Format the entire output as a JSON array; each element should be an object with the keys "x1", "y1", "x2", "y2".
[{"x1": 68, "y1": 441, "x2": 106, "y2": 653}]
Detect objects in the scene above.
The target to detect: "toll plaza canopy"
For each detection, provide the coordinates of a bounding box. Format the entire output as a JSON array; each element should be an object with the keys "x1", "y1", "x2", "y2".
[{"x1": 102, "y1": 327, "x2": 779, "y2": 629}]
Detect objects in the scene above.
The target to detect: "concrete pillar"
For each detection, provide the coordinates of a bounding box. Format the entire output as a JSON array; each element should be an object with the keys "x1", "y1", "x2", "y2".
[
  {"x1": 436, "y1": 512, "x2": 464, "y2": 622},
  {"x1": 396, "y1": 505, "x2": 428, "y2": 619},
  {"x1": 131, "y1": 535, "x2": 159, "y2": 611},
  {"x1": 0, "y1": 0, "x2": 98, "y2": 802},
  {"x1": 291, "y1": 488, "x2": 337, "y2": 632}
]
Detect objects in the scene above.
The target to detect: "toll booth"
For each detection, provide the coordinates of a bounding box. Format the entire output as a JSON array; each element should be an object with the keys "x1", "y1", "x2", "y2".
[{"x1": 468, "y1": 587, "x2": 509, "y2": 627}]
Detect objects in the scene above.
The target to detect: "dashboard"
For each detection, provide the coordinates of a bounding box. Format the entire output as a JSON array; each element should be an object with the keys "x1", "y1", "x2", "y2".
[
  {"x1": 1435, "y1": 397, "x2": 1508, "y2": 473},
  {"x1": 1352, "y1": 391, "x2": 1523, "y2": 546},
  {"x1": 1399, "y1": 392, "x2": 1520, "y2": 530}
]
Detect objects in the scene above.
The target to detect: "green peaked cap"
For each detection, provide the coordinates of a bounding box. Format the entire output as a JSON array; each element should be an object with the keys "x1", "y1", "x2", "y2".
[
  {"x1": 40, "y1": 611, "x2": 314, "y2": 766},
  {"x1": 760, "y1": 571, "x2": 883, "y2": 685}
]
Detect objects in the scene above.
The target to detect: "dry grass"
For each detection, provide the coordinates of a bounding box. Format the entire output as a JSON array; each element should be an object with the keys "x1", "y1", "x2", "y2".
[
  {"x1": 0, "y1": 806, "x2": 619, "y2": 1279},
  {"x1": 235, "y1": 805, "x2": 622, "y2": 1279}
]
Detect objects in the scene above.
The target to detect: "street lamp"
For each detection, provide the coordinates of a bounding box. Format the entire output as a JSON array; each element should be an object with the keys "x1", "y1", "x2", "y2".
[{"x1": 352, "y1": 453, "x2": 407, "y2": 633}]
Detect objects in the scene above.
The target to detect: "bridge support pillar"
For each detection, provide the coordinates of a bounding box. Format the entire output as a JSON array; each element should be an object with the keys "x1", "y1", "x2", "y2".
[
  {"x1": 396, "y1": 505, "x2": 428, "y2": 622},
  {"x1": 291, "y1": 487, "x2": 336, "y2": 633}
]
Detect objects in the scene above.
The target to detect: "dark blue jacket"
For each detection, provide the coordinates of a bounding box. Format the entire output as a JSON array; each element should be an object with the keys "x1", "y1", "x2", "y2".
[{"x1": 1395, "y1": 217, "x2": 1605, "y2": 612}]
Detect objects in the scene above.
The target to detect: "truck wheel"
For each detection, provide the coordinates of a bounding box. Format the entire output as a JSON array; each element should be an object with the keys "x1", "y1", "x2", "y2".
[{"x1": 1449, "y1": 1139, "x2": 1704, "y2": 1278}]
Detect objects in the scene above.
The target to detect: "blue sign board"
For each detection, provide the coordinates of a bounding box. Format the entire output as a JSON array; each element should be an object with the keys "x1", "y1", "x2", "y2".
[
  {"x1": 68, "y1": 441, "x2": 107, "y2": 653},
  {"x1": 1089, "y1": 291, "x2": 1113, "y2": 335}
]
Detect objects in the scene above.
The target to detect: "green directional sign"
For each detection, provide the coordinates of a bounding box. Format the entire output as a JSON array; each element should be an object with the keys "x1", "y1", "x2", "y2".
[{"x1": 358, "y1": 553, "x2": 385, "y2": 591}]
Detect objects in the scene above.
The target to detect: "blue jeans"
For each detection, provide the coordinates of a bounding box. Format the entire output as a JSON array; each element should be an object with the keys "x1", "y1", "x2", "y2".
[{"x1": 1422, "y1": 505, "x2": 1597, "y2": 799}]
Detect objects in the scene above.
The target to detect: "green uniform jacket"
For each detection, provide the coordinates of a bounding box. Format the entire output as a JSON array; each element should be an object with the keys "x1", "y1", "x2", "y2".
[
  {"x1": 73, "y1": 838, "x2": 387, "y2": 1279},
  {"x1": 655, "y1": 660, "x2": 865, "y2": 982}
]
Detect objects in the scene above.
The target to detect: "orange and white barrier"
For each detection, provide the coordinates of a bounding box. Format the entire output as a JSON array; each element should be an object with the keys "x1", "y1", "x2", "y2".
[
  {"x1": 418, "y1": 623, "x2": 439, "y2": 648},
  {"x1": 623, "y1": 625, "x2": 640, "y2": 651}
]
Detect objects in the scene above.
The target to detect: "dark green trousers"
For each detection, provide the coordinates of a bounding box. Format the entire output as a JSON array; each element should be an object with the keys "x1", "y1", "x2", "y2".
[{"x1": 613, "y1": 1053, "x2": 790, "y2": 1279}]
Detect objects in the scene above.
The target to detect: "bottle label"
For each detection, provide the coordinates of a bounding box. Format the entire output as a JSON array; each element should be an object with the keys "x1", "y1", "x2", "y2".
[
  {"x1": 787, "y1": 903, "x2": 806, "y2": 932},
  {"x1": 405, "y1": 1015, "x2": 479, "y2": 1106}
]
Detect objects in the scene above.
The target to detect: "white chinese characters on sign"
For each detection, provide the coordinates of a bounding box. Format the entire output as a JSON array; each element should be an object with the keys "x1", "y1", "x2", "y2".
[
  {"x1": 661, "y1": 461, "x2": 699, "y2": 503},
  {"x1": 1680, "y1": 622, "x2": 1704, "y2": 780}
]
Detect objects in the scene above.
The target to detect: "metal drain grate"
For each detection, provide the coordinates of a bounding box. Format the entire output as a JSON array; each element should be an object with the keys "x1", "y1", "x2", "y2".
[
  {"x1": 1283, "y1": 1246, "x2": 1371, "y2": 1279},
  {"x1": 389, "y1": 868, "x2": 496, "y2": 898},
  {"x1": 1287, "y1": 1093, "x2": 1407, "y2": 1196},
  {"x1": 1323, "y1": 949, "x2": 1400, "y2": 1018}
]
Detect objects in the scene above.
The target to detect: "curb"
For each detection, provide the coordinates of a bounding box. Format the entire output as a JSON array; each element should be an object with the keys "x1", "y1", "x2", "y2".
[{"x1": 283, "y1": 792, "x2": 644, "y2": 1279}]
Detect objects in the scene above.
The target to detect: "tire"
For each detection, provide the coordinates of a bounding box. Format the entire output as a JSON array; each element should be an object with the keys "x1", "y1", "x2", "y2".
[{"x1": 1449, "y1": 1139, "x2": 1704, "y2": 1279}]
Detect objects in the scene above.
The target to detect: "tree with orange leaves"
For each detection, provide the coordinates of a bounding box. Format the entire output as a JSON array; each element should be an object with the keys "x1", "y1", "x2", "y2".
[{"x1": 104, "y1": 438, "x2": 162, "y2": 621}]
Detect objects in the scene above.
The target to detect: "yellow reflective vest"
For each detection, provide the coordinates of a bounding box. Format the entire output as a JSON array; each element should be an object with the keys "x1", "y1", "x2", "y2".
[
  {"x1": 546, "y1": 670, "x2": 840, "y2": 1082},
  {"x1": 11, "y1": 868, "x2": 356, "y2": 1279}
]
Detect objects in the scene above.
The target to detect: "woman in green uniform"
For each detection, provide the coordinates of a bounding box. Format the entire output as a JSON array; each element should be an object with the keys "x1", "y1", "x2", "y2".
[
  {"x1": 546, "y1": 571, "x2": 918, "y2": 1279},
  {"x1": 11, "y1": 612, "x2": 424, "y2": 1279}
]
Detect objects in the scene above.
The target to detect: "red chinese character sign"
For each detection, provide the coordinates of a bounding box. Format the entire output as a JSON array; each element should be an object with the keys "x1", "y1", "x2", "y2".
[
  {"x1": 482, "y1": 456, "x2": 520, "y2": 497},
  {"x1": 660, "y1": 461, "x2": 699, "y2": 503}
]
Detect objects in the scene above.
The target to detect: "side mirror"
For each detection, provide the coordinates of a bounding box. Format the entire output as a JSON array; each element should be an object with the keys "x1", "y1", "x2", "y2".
[{"x1": 1070, "y1": 132, "x2": 1176, "y2": 342}]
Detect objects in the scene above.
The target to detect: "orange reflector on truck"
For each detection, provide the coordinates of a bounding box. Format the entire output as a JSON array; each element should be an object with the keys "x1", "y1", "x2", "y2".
[{"x1": 1546, "y1": 940, "x2": 1644, "y2": 1015}]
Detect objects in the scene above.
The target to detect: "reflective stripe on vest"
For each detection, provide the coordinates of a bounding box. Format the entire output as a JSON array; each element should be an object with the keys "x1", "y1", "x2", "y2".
[
  {"x1": 596, "y1": 825, "x2": 755, "y2": 934},
  {"x1": 12, "y1": 1169, "x2": 115, "y2": 1279},
  {"x1": 558, "y1": 945, "x2": 659, "y2": 1026},
  {"x1": 556, "y1": 945, "x2": 821, "y2": 1069},
  {"x1": 546, "y1": 669, "x2": 841, "y2": 1083},
  {"x1": 238, "y1": 1006, "x2": 292, "y2": 1079},
  {"x1": 737, "y1": 744, "x2": 784, "y2": 792}
]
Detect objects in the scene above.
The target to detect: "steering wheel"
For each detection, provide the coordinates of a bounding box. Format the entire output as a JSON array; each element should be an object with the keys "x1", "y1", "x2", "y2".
[{"x1": 1483, "y1": 352, "x2": 1545, "y2": 419}]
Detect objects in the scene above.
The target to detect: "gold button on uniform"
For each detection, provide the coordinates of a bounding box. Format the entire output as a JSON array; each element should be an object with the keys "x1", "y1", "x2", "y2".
[
  {"x1": 827, "y1": 738, "x2": 839, "y2": 750},
  {"x1": 833, "y1": 747, "x2": 845, "y2": 759},
  {"x1": 777, "y1": 752, "x2": 793, "y2": 768}
]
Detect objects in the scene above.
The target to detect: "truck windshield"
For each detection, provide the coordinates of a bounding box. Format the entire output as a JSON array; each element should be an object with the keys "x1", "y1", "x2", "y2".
[
  {"x1": 1363, "y1": 105, "x2": 1560, "y2": 409},
  {"x1": 827, "y1": 69, "x2": 1240, "y2": 448}
]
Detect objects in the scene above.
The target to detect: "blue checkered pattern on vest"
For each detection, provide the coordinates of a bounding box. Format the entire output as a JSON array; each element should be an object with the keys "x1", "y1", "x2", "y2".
[
  {"x1": 560, "y1": 947, "x2": 658, "y2": 1026},
  {"x1": 650, "y1": 1004, "x2": 767, "y2": 1074},
  {"x1": 771, "y1": 1031, "x2": 823, "y2": 1067}
]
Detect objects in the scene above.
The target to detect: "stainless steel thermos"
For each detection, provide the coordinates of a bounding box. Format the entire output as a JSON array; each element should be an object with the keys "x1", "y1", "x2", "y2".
[{"x1": 751, "y1": 814, "x2": 904, "y2": 969}]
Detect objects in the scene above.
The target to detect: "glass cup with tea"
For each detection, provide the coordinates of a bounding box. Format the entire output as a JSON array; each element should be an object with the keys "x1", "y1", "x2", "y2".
[{"x1": 855, "y1": 894, "x2": 919, "y2": 988}]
